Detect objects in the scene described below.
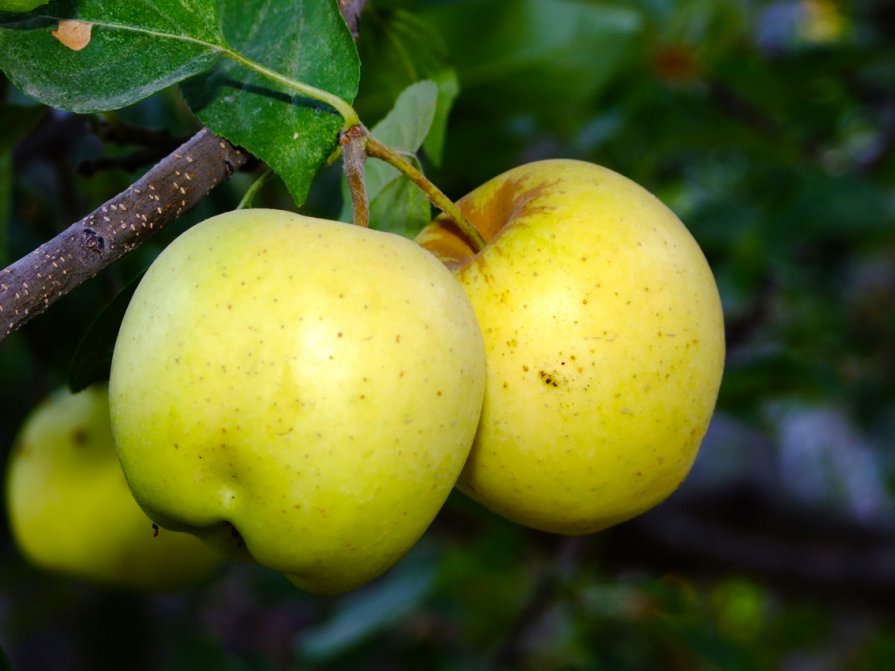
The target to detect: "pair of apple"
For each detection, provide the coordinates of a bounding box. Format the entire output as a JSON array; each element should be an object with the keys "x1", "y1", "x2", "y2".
[{"x1": 9, "y1": 159, "x2": 724, "y2": 594}]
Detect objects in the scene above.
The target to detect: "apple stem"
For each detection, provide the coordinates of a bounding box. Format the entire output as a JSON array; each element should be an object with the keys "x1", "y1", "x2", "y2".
[
  {"x1": 202, "y1": 44, "x2": 483, "y2": 247},
  {"x1": 363, "y1": 132, "x2": 486, "y2": 252},
  {"x1": 341, "y1": 126, "x2": 370, "y2": 228}
]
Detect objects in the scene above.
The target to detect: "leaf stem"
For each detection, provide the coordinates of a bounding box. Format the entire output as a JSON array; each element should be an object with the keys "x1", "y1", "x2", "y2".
[
  {"x1": 363, "y1": 132, "x2": 486, "y2": 252},
  {"x1": 26, "y1": 12, "x2": 360, "y2": 128},
  {"x1": 220, "y1": 48, "x2": 360, "y2": 128}
]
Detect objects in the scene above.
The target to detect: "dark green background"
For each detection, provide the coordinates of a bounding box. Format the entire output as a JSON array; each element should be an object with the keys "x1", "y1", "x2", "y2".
[{"x1": 2, "y1": 0, "x2": 894, "y2": 669}]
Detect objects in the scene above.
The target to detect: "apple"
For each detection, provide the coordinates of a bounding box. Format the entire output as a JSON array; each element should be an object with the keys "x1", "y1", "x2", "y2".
[
  {"x1": 416, "y1": 159, "x2": 725, "y2": 534},
  {"x1": 5, "y1": 385, "x2": 221, "y2": 590},
  {"x1": 109, "y1": 208, "x2": 486, "y2": 594}
]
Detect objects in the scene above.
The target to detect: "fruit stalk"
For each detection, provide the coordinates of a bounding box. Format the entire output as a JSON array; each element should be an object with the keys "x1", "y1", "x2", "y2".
[
  {"x1": 363, "y1": 132, "x2": 486, "y2": 252},
  {"x1": 340, "y1": 126, "x2": 370, "y2": 227}
]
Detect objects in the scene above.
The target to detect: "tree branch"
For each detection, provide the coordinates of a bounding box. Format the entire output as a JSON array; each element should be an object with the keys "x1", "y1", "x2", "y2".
[
  {"x1": 0, "y1": 129, "x2": 247, "y2": 340},
  {"x1": 0, "y1": 2, "x2": 367, "y2": 344}
]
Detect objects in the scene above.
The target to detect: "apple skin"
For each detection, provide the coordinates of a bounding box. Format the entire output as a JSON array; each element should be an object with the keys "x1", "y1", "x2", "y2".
[
  {"x1": 5, "y1": 385, "x2": 221, "y2": 590},
  {"x1": 416, "y1": 159, "x2": 725, "y2": 534},
  {"x1": 109, "y1": 208, "x2": 486, "y2": 594}
]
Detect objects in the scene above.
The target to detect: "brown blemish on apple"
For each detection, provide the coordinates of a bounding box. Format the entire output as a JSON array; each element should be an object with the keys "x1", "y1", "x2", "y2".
[
  {"x1": 539, "y1": 370, "x2": 560, "y2": 387},
  {"x1": 463, "y1": 177, "x2": 556, "y2": 243},
  {"x1": 418, "y1": 176, "x2": 559, "y2": 269}
]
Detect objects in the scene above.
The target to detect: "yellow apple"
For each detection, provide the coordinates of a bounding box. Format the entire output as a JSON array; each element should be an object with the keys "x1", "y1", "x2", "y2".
[
  {"x1": 417, "y1": 159, "x2": 725, "y2": 534},
  {"x1": 109, "y1": 208, "x2": 486, "y2": 594},
  {"x1": 5, "y1": 385, "x2": 221, "y2": 590}
]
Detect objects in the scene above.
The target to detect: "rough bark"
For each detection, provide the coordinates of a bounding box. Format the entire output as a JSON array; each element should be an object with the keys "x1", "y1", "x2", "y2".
[{"x1": 0, "y1": 129, "x2": 247, "y2": 339}]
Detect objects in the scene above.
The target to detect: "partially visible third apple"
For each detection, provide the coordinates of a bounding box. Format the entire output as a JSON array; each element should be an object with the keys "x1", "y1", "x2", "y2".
[
  {"x1": 417, "y1": 159, "x2": 725, "y2": 534},
  {"x1": 6, "y1": 385, "x2": 221, "y2": 590}
]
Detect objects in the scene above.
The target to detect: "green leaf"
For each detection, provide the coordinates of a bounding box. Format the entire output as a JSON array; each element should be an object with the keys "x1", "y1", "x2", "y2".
[
  {"x1": 369, "y1": 176, "x2": 432, "y2": 239},
  {"x1": 67, "y1": 270, "x2": 144, "y2": 393},
  {"x1": 371, "y1": 80, "x2": 439, "y2": 153},
  {"x1": 421, "y1": 0, "x2": 641, "y2": 118},
  {"x1": 0, "y1": 0, "x2": 48, "y2": 12},
  {"x1": 182, "y1": 0, "x2": 360, "y2": 206},
  {"x1": 339, "y1": 80, "x2": 438, "y2": 234},
  {"x1": 0, "y1": 0, "x2": 226, "y2": 113}
]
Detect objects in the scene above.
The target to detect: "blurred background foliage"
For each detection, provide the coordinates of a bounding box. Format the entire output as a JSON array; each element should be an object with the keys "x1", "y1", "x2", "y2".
[{"x1": 2, "y1": 0, "x2": 895, "y2": 668}]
